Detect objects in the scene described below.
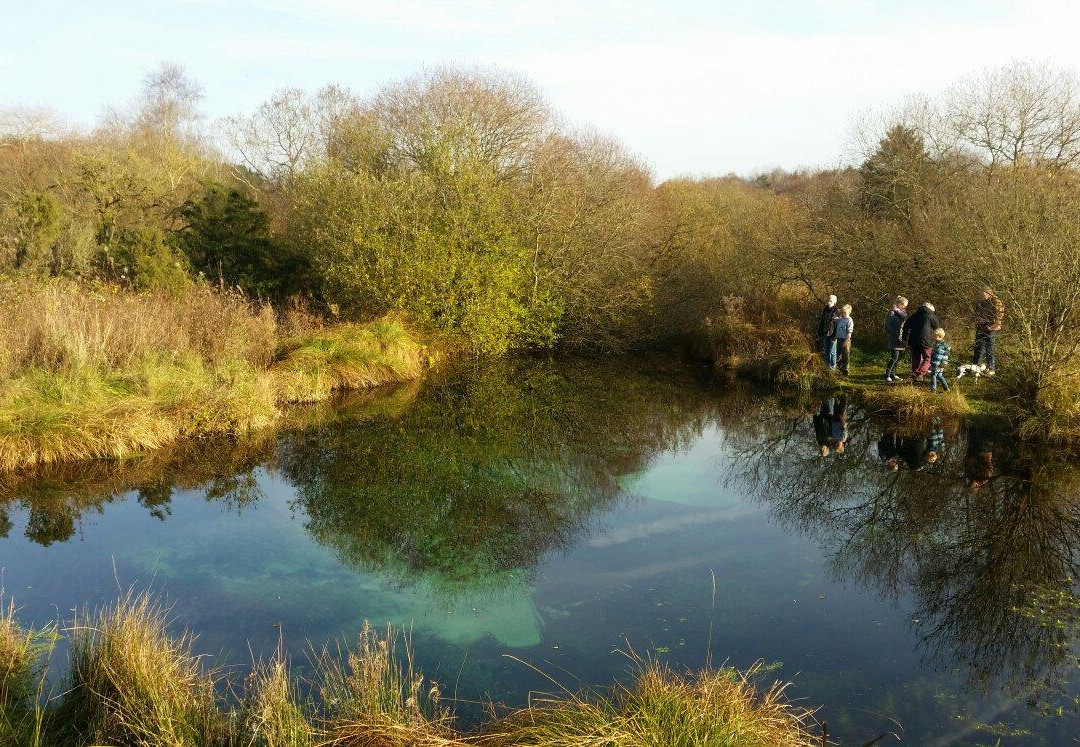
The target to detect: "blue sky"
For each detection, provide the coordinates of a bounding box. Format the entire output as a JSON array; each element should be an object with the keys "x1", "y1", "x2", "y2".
[{"x1": 3, "y1": 0, "x2": 1079, "y2": 177}]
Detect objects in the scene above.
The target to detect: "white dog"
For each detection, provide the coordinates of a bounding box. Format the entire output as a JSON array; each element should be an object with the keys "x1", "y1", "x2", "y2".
[{"x1": 956, "y1": 363, "x2": 988, "y2": 380}]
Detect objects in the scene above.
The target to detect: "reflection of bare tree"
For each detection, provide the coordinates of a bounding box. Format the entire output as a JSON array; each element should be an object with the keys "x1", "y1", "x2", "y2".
[{"x1": 726, "y1": 402, "x2": 1080, "y2": 706}]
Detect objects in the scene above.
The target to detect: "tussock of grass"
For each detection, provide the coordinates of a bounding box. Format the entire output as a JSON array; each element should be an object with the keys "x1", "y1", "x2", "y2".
[
  {"x1": 272, "y1": 320, "x2": 426, "y2": 404},
  {"x1": 479, "y1": 659, "x2": 816, "y2": 747},
  {"x1": 240, "y1": 654, "x2": 313, "y2": 746},
  {"x1": 859, "y1": 384, "x2": 970, "y2": 428},
  {"x1": 0, "y1": 358, "x2": 279, "y2": 472},
  {"x1": 1, "y1": 598, "x2": 56, "y2": 746},
  {"x1": 315, "y1": 621, "x2": 459, "y2": 746},
  {"x1": 57, "y1": 591, "x2": 225, "y2": 746}
]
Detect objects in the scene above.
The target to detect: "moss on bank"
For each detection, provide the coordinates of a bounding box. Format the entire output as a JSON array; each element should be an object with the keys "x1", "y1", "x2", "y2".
[
  {"x1": 0, "y1": 318, "x2": 429, "y2": 473},
  {"x1": 0, "y1": 593, "x2": 817, "y2": 746}
]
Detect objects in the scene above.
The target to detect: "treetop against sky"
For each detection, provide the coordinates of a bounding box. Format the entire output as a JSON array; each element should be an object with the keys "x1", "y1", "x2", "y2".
[{"x1": 3, "y1": 0, "x2": 1080, "y2": 177}]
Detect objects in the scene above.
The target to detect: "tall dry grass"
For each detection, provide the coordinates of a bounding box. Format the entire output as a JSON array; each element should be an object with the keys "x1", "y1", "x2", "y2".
[
  {"x1": 479, "y1": 658, "x2": 816, "y2": 747},
  {"x1": 0, "y1": 278, "x2": 430, "y2": 472},
  {"x1": 57, "y1": 591, "x2": 226, "y2": 746},
  {"x1": 0, "y1": 277, "x2": 277, "y2": 379}
]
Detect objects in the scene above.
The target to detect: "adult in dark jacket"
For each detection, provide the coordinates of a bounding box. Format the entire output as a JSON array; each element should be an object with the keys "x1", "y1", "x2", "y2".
[
  {"x1": 901, "y1": 302, "x2": 941, "y2": 380},
  {"x1": 883, "y1": 295, "x2": 908, "y2": 383},
  {"x1": 817, "y1": 294, "x2": 839, "y2": 370},
  {"x1": 972, "y1": 287, "x2": 1004, "y2": 374}
]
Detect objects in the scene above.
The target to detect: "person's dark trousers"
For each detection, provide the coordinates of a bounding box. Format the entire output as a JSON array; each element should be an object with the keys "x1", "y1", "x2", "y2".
[
  {"x1": 885, "y1": 347, "x2": 903, "y2": 379},
  {"x1": 837, "y1": 339, "x2": 851, "y2": 375},
  {"x1": 973, "y1": 330, "x2": 997, "y2": 371},
  {"x1": 910, "y1": 344, "x2": 932, "y2": 378}
]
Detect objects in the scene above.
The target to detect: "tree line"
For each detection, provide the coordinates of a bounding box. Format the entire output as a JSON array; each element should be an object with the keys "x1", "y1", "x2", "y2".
[{"x1": 4, "y1": 61, "x2": 1080, "y2": 419}]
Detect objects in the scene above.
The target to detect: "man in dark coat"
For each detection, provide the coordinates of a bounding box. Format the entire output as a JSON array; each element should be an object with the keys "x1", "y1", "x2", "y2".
[
  {"x1": 901, "y1": 302, "x2": 941, "y2": 381},
  {"x1": 883, "y1": 295, "x2": 908, "y2": 383},
  {"x1": 817, "y1": 294, "x2": 839, "y2": 370},
  {"x1": 972, "y1": 287, "x2": 1004, "y2": 374}
]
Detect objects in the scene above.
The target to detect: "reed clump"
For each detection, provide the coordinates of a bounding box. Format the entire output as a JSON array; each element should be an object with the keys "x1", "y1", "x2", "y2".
[
  {"x1": 1, "y1": 599, "x2": 55, "y2": 746},
  {"x1": 0, "y1": 278, "x2": 430, "y2": 473},
  {"x1": 239, "y1": 654, "x2": 313, "y2": 746},
  {"x1": 56, "y1": 592, "x2": 226, "y2": 746},
  {"x1": 2, "y1": 593, "x2": 815, "y2": 746},
  {"x1": 478, "y1": 659, "x2": 816, "y2": 747}
]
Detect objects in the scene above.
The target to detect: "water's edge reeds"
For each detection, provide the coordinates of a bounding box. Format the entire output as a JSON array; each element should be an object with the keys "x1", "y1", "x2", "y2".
[{"x1": 0, "y1": 593, "x2": 817, "y2": 746}]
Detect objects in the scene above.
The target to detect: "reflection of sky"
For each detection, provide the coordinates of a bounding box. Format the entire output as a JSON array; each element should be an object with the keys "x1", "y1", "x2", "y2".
[{"x1": 2, "y1": 407, "x2": 1079, "y2": 742}]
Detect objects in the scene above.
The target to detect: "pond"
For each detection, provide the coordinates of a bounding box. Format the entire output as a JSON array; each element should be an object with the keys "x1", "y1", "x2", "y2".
[{"x1": 3, "y1": 357, "x2": 1080, "y2": 744}]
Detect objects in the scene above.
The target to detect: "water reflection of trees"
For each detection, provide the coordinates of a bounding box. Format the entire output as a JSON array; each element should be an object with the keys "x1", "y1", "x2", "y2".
[
  {"x1": 1, "y1": 360, "x2": 724, "y2": 596},
  {"x1": 274, "y1": 358, "x2": 718, "y2": 593},
  {"x1": 0, "y1": 386, "x2": 420, "y2": 545},
  {"x1": 725, "y1": 400, "x2": 1080, "y2": 705}
]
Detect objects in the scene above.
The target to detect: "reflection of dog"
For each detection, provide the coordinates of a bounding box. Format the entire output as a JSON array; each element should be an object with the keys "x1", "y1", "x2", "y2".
[{"x1": 956, "y1": 363, "x2": 988, "y2": 380}]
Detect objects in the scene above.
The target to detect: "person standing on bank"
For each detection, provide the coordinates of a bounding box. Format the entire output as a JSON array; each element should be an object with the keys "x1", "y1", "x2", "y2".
[
  {"x1": 930, "y1": 328, "x2": 951, "y2": 392},
  {"x1": 818, "y1": 294, "x2": 839, "y2": 370},
  {"x1": 972, "y1": 287, "x2": 1004, "y2": 375},
  {"x1": 832, "y1": 305, "x2": 854, "y2": 376},
  {"x1": 902, "y1": 302, "x2": 941, "y2": 381},
  {"x1": 883, "y1": 296, "x2": 908, "y2": 383}
]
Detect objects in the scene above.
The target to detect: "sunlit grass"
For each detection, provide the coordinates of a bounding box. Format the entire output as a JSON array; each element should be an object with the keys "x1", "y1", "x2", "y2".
[
  {"x1": 56, "y1": 591, "x2": 226, "y2": 746},
  {"x1": 479, "y1": 657, "x2": 817, "y2": 747},
  {"x1": 1, "y1": 593, "x2": 816, "y2": 746},
  {"x1": 0, "y1": 316, "x2": 428, "y2": 473}
]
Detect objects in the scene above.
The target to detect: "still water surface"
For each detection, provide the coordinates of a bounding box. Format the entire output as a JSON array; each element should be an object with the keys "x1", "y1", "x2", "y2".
[{"x1": 3, "y1": 358, "x2": 1080, "y2": 744}]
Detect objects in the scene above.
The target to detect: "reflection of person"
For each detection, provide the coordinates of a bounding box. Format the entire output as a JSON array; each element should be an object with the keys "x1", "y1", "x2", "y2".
[
  {"x1": 902, "y1": 302, "x2": 941, "y2": 381},
  {"x1": 884, "y1": 296, "x2": 909, "y2": 383},
  {"x1": 972, "y1": 287, "x2": 1004, "y2": 375},
  {"x1": 830, "y1": 394, "x2": 848, "y2": 454},
  {"x1": 813, "y1": 400, "x2": 831, "y2": 456},
  {"x1": 878, "y1": 432, "x2": 901, "y2": 471},
  {"x1": 812, "y1": 395, "x2": 848, "y2": 456},
  {"x1": 818, "y1": 294, "x2": 839, "y2": 370},
  {"x1": 965, "y1": 426, "x2": 996, "y2": 490},
  {"x1": 898, "y1": 434, "x2": 931, "y2": 470},
  {"x1": 832, "y1": 305, "x2": 854, "y2": 376}
]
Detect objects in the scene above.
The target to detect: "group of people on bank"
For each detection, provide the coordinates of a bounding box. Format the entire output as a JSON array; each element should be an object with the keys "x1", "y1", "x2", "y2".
[{"x1": 817, "y1": 288, "x2": 1005, "y2": 391}]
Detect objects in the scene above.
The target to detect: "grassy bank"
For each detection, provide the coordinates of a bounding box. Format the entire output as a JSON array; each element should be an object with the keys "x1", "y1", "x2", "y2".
[
  {"x1": 0, "y1": 279, "x2": 432, "y2": 473},
  {"x1": 0, "y1": 594, "x2": 817, "y2": 746}
]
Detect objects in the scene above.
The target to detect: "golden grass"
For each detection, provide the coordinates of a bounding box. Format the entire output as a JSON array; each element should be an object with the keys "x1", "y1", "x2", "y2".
[
  {"x1": 314, "y1": 621, "x2": 461, "y2": 746},
  {"x1": 478, "y1": 659, "x2": 816, "y2": 747},
  {"x1": 0, "y1": 599, "x2": 55, "y2": 747},
  {"x1": 2, "y1": 593, "x2": 819, "y2": 747},
  {"x1": 57, "y1": 591, "x2": 226, "y2": 746},
  {"x1": 0, "y1": 278, "x2": 431, "y2": 473},
  {"x1": 0, "y1": 277, "x2": 276, "y2": 379},
  {"x1": 272, "y1": 319, "x2": 427, "y2": 404},
  {"x1": 240, "y1": 655, "x2": 313, "y2": 746}
]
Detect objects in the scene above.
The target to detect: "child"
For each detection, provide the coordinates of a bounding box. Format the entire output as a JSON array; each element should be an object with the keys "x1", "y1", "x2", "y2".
[
  {"x1": 832, "y1": 305, "x2": 854, "y2": 376},
  {"x1": 930, "y1": 328, "x2": 951, "y2": 392}
]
